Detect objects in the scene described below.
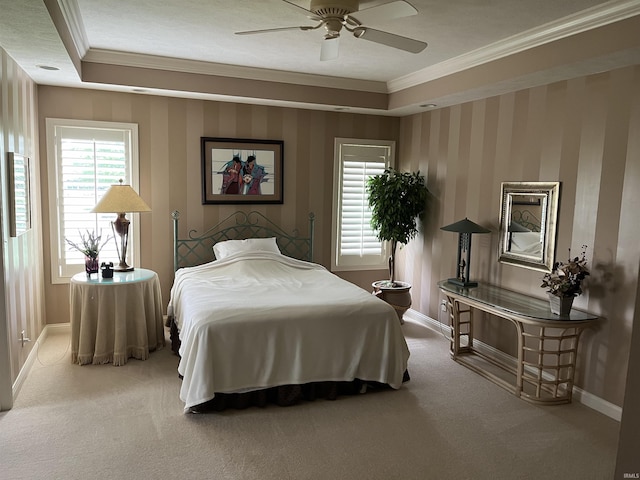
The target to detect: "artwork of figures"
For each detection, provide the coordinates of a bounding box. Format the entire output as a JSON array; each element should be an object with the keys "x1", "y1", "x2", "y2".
[
  {"x1": 201, "y1": 138, "x2": 283, "y2": 204},
  {"x1": 218, "y1": 151, "x2": 270, "y2": 196}
]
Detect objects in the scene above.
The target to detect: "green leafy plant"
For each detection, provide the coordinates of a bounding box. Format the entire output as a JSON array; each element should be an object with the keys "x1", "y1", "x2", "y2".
[
  {"x1": 367, "y1": 167, "x2": 429, "y2": 284},
  {"x1": 66, "y1": 230, "x2": 110, "y2": 259},
  {"x1": 541, "y1": 245, "x2": 590, "y2": 297}
]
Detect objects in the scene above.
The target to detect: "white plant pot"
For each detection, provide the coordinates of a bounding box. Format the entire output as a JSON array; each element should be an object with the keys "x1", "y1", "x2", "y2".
[{"x1": 372, "y1": 280, "x2": 412, "y2": 324}]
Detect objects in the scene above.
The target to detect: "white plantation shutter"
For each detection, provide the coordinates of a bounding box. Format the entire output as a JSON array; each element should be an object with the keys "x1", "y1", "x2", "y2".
[
  {"x1": 341, "y1": 159, "x2": 386, "y2": 255},
  {"x1": 47, "y1": 119, "x2": 139, "y2": 283},
  {"x1": 332, "y1": 139, "x2": 394, "y2": 271}
]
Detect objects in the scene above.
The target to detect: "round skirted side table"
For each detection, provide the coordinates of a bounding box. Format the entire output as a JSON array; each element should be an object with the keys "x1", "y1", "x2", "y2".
[{"x1": 70, "y1": 268, "x2": 165, "y2": 366}]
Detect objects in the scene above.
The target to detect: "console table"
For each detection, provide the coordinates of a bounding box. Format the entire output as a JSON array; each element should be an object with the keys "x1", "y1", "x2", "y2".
[
  {"x1": 438, "y1": 280, "x2": 598, "y2": 405},
  {"x1": 70, "y1": 269, "x2": 165, "y2": 366}
]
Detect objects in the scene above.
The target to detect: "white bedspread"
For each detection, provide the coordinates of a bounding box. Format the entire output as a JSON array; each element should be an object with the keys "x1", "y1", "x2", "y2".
[
  {"x1": 168, "y1": 251, "x2": 410, "y2": 412},
  {"x1": 510, "y1": 231, "x2": 543, "y2": 256}
]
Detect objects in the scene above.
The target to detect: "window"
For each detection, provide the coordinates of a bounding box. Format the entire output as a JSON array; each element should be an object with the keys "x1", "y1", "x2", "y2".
[
  {"x1": 46, "y1": 119, "x2": 140, "y2": 283},
  {"x1": 331, "y1": 138, "x2": 395, "y2": 271}
]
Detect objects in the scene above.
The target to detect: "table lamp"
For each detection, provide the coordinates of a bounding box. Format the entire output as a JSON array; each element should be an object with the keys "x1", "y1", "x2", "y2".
[
  {"x1": 441, "y1": 217, "x2": 490, "y2": 287},
  {"x1": 91, "y1": 180, "x2": 151, "y2": 271}
]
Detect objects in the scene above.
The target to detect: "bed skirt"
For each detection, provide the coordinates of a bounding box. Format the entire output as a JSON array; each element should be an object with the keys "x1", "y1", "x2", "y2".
[{"x1": 168, "y1": 317, "x2": 410, "y2": 413}]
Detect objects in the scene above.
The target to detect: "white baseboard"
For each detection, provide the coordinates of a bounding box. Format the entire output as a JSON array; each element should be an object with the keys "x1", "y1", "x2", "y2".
[
  {"x1": 12, "y1": 333, "x2": 39, "y2": 400},
  {"x1": 42, "y1": 322, "x2": 71, "y2": 336},
  {"x1": 12, "y1": 323, "x2": 71, "y2": 400},
  {"x1": 403, "y1": 309, "x2": 622, "y2": 422}
]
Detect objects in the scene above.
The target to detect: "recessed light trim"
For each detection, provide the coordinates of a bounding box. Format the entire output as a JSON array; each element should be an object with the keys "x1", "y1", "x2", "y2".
[
  {"x1": 420, "y1": 103, "x2": 437, "y2": 108},
  {"x1": 36, "y1": 65, "x2": 60, "y2": 71}
]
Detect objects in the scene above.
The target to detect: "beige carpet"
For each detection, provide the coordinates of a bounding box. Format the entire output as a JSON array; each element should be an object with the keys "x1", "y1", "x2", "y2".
[{"x1": 0, "y1": 320, "x2": 619, "y2": 480}]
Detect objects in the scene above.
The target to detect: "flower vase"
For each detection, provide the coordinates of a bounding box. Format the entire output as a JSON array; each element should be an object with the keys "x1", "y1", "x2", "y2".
[
  {"x1": 85, "y1": 256, "x2": 99, "y2": 276},
  {"x1": 548, "y1": 293, "x2": 574, "y2": 316}
]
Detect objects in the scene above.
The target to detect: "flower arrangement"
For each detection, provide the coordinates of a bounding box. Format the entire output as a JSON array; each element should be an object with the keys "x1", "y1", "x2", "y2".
[
  {"x1": 66, "y1": 230, "x2": 110, "y2": 259},
  {"x1": 541, "y1": 245, "x2": 590, "y2": 298}
]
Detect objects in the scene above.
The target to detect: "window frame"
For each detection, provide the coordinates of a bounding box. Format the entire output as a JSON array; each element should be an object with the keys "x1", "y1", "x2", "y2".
[
  {"x1": 46, "y1": 118, "x2": 141, "y2": 284},
  {"x1": 331, "y1": 138, "x2": 395, "y2": 272}
]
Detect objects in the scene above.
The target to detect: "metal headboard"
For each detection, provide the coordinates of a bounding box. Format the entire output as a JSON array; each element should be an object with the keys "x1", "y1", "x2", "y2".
[
  {"x1": 511, "y1": 210, "x2": 541, "y2": 232},
  {"x1": 172, "y1": 210, "x2": 315, "y2": 271}
]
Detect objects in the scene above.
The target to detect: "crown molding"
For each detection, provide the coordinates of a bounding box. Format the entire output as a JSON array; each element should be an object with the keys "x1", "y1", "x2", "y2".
[
  {"x1": 59, "y1": 0, "x2": 640, "y2": 101},
  {"x1": 82, "y1": 49, "x2": 388, "y2": 93},
  {"x1": 388, "y1": 0, "x2": 640, "y2": 93},
  {"x1": 56, "y1": 0, "x2": 89, "y2": 58}
]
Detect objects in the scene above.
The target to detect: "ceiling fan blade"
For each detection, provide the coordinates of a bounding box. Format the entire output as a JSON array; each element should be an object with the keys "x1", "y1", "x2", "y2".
[
  {"x1": 349, "y1": 1, "x2": 418, "y2": 25},
  {"x1": 282, "y1": 0, "x2": 310, "y2": 13},
  {"x1": 282, "y1": 0, "x2": 322, "y2": 21},
  {"x1": 236, "y1": 25, "x2": 316, "y2": 35},
  {"x1": 320, "y1": 37, "x2": 340, "y2": 61},
  {"x1": 354, "y1": 27, "x2": 427, "y2": 53}
]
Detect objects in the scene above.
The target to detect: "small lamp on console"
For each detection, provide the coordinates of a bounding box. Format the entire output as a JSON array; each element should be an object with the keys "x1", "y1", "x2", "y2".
[
  {"x1": 441, "y1": 217, "x2": 490, "y2": 288},
  {"x1": 91, "y1": 180, "x2": 151, "y2": 272}
]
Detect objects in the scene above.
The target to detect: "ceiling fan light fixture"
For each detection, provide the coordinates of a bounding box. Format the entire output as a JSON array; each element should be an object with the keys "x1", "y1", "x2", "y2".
[{"x1": 320, "y1": 36, "x2": 340, "y2": 61}]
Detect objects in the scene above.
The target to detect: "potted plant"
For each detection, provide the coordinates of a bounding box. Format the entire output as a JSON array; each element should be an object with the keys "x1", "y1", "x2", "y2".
[
  {"x1": 66, "y1": 230, "x2": 110, "y2": 275},
  {"x1": 367, "y1": 167, "x2": 429, "y2": 321},
  {"x1": 541, "y1": 245, "x2": 590, "y2": 315}
]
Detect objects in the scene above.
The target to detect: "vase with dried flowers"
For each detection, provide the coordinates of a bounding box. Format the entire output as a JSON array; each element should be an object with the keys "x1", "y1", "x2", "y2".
[
  {"x1": 66, "y1": 230, "x2": 110, "y2": 276},
  {"x1": 541, "y1": 245, "x2": 590, "y2": 315}
]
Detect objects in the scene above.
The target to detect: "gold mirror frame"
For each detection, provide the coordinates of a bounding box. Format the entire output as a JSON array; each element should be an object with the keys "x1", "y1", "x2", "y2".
[{"x1": 498, "y1": 182, "x2": 560, "y2": 272}]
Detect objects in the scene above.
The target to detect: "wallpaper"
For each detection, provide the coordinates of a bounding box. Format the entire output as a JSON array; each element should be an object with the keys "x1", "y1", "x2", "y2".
[
  {"x1": 396, "y1": 66, "x2": 640, "y2": 407},
  {"x1": 0, "y1": 47, "x2": 46, "y2": 394}
]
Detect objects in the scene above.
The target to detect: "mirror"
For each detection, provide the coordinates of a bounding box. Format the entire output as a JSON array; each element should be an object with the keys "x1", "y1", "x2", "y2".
[
  {"x1": 498, "y1": 182, "x2": 560, "y2": 272},
  {"x1": 7, "y1": 152, "x2": 31, "y2": 237}
]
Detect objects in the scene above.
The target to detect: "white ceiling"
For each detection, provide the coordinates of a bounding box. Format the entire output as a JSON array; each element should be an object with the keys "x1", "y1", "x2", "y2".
[{"x1": 1, "y1": 0, "x2": 639, "y2": 115}]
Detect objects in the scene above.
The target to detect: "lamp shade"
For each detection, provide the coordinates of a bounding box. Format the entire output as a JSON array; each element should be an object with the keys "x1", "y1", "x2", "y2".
[
  {"x1": 440, "y1": 217, "x2": 490, "y2": 234},
  {"x1": 91, "y1": 183, "x2": 151, "y2": 214}
]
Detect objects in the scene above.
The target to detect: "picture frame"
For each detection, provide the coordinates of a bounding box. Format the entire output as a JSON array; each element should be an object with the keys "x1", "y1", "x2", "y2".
[
  {"x1": 7, "y1": 152, "x2": 31, "y2": 237},
  {"x1": 201, "y1": 137, "x2": 284, "y2": 205}
]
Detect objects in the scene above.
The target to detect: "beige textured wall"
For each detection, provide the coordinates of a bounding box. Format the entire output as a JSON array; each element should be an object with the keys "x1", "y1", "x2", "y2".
[
  {"x1": 37, "y1": 86, "x2": 397, "y2": 323},
  {"x1": 0, "y1": 47, "x2": 46, "y2": 387},
  {"x1": 396, "y1": 65, "x2": 640, "y2": 407}
]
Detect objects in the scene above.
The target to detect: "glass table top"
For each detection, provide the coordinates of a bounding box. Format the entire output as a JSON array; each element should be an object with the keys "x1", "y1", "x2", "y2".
[
  {"x1": 438, "y1": 280, "x2": 598, "y2": 322},
  {"x1": 71, "y1": 268, "x2": 156, "y2": 285}
]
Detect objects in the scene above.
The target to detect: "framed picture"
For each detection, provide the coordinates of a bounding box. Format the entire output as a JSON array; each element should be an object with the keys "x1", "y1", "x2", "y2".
[
  {"x1": 201, "y1": 137, "x2": 284, "y2": 204},
  {"x1": 7, "y1": 152, "x2": 31, "y2": 237}
]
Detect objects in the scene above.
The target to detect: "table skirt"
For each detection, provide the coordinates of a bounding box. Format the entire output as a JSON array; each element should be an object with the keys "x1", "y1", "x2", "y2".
[{"x1": 70, "y1": 274, "x2": 165, "y2": 366}]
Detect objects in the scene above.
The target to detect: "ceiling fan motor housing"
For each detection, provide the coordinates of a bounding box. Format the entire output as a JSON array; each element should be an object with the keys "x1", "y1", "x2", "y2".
[{"x1": 310, "y1": 0, "x2": 359, "y2": 17}]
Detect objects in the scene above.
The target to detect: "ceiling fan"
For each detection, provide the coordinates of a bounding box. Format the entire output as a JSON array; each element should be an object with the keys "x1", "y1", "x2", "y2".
[{"x1": 235, "y1": 0, "x2": 428, "y2": 61}]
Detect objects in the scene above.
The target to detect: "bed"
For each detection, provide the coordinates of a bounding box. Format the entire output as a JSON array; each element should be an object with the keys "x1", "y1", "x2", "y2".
[{"x1": 167, "y1": 210, "x2": 410, "y2": 413}]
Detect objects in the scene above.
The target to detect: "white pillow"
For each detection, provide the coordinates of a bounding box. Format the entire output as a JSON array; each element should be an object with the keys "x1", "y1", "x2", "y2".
[{"x1": 213, "y1": 237, "x2": 281, "y2": 260}]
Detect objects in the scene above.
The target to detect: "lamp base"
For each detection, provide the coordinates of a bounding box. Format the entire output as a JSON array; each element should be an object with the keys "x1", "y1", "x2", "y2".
[
  {"x1": 448, "y1": 278, "x2": 478, "y2": 288},
  {"x1": 114, "y1": 265, "x2": 134, "y2": 272}
]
